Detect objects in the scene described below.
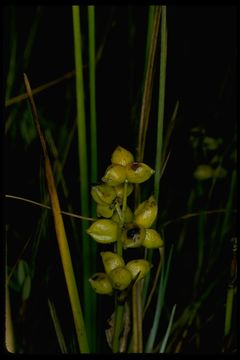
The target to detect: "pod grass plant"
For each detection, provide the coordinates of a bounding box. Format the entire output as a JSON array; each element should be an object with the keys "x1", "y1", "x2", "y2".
[{"x1": 4, "y1": 5, "x2": 236, "y2": 354}]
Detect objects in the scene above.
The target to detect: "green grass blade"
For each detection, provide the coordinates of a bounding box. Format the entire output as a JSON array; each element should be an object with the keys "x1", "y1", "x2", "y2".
[
  {"x1": 145, "y1": 245, "x2": 174, "y2": 352},
  {"x1": 88, "y1": 6, "x2": 98, "y2": 185},
  {"x1": 159, "y1": 304, "x2": 177, "y2": 353},
  {"x1": 87, "y1": 6, "x2": 97, "y2": 351},
  {"x1": 48, "y1": 298, "x2": 68, "y2": 353},
  {"x1": 72, "y1": 6, "x2": 92, "y2": 350},
  {"x1": 154, "y1": 5, "x2": 167, "y2": 204},
  {"x1": 144, "y1": 6, "x2": 155, "y2": 77}
]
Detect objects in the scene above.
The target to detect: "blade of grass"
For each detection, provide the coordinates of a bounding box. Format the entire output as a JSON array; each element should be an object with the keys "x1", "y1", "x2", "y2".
[
  {"x1": 161, "y1": 100, "x2": 179, "y2": 166},
  {"x1": 142, "y1": 3, "x2": 167, "y2": 328},
  {"x1": 87, "y1": 6, "x2": 97, "y2": 350},
  {"x1": 48, "y1": 298, "x2": 68, "y2": 353},
  {"x1": 72, "y1": 6, "x2": 94, "y2": 349},
  {"x1": 145, "y1": 245, "x2": 173, "y2": 352},
  {"x1": 5, "y1": 194, "x2": 96, "y2": 222},
  {"x1": 88, "y1": 6, "x2": 98, "y2": 185},
  {"x1": 154, "y1": 5, "x2": 167, "y2": 204},
  {"x1": 159, "y1": 304, "x2": 177, "y2": 353},
  {"x1": 224, "y1": 238, "x2": 237, "y2": 336},
  {"x1": 144, "y1": 6, "x2": 155, "y2": 73},
  {"x1": 23, "y1": 73, "x2": 89, "y2": 353},
  {"x1": 137, "y1": 5, "x2": 161, "y2": 163},
  {"x1": 5, "y1": 274, "x2": 15, "y2": 353}
]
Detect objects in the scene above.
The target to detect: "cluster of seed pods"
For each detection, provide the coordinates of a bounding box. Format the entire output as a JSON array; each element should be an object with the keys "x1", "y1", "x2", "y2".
[{"x1": 87, "y1": 146, "x2": 164, "y2": 295}]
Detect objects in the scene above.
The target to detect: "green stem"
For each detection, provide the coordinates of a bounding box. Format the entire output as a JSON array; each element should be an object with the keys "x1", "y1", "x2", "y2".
[
  {"x1": 112, "y1": 303, "x2": 124, "y2": 353},
  {"x1": 112, "y1": 180, "x2": 129, "y2": 352},
  {"x1": 72, "y1": 6, "x2": 92, "y2": 350}
]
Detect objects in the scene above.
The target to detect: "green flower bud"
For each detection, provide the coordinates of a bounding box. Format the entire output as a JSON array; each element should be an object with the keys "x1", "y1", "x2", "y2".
[
  {"x1": 121, "y1": 223, "x2": 146, "y2": 249},
  {"x1": 96, "y1": 204, "x2": 114, "y2": 218},
  {"x1": 114, "y1": 182, "x2": 134, "y2": 200},
  {"x1": 126, "y1": 259, "x2": 152, "y2": 281},
  {"x1": 125, "y1": 162, "x2": 155, "y2": 183},
  {"x1": 109, "y1": 266, "x2": 133, "y2": 291},
  {"x1": 143, "y1": 229, "x2": 164, "y2": 248},
  {"x1": 134, "y1": 195, "x2": 158, "y2": 228},
  {"x1": 111, "y1": 146, "x2": 134, "y2": 166},
  {"x1": 193, "y1": 164, "x2": 213, "y2": 180},
  {"x1": 87, "y1": 219, "x2": 118, "y2": 244},
  {"x1": 91, "y1": 184, "x2": 116, "y2": 205},
  {"x1": 89, "y1": 273, "x2": 113, "y2": 295},
  {"x1": 102, "y1": 164, "x2": 126, "y2": 186},
  {"x1": 101, "y1": 251, "x2": 125, "y2": 275}
]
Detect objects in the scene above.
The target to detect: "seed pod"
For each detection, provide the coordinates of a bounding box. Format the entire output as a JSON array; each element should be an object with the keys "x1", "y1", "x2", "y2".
[
  {"x1": 87, "y1": 219, "x2": 118, "y2": 244},
  {"x1": 91, "y1": 184, "x2": 116, "y2": 205},
  {"x1": 96, "y1": 204, "x2": 114, "y2": 218},
  {"x1": 193, "y1": 164, "x2": 213, "y2": 180},
  {"x1": 125, "y1": 162, "x2": 155, "y2": 183},
  {"x1": 126, "y1": 259, "x2": 152, "y2": 281},
  {"x1": 114, "y1": 182, "x2": 134, "y2": 201},
  {"x1": 203, "y1": 136, "x2": 219, "y2": 151},
  {"x1": 102, "y1": 164, "x2": 126, "y2": 186},
  {"x1": 101, "y1": 251, "x2": 125, "y2": 275},
  {"x1": 143, "y1": 229, "x2": 164, "y2": 248},
  {"x1": 121, "y1": 223, "x2": 146, "y2": 249},
  {"x1": 109, "y1": 266, "x2": 132, "y2": 291},
  {"x1": 111, "y1": 146, "x2": 134, "y2": 166},
  {"x1": 134, "y1": 195, "x2": 158, "y2": 228},
  {"x1": 89, "y1": 273, "x2": 113, "y2": 295},
  {"x1": 112, "y1": 206, "x2": 134, "y2": 224}
]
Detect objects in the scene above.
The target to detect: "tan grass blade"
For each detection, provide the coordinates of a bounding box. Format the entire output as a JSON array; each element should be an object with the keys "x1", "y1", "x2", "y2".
[{"x1": 23, "y1": 73, "x2": 89, "y2": 353}]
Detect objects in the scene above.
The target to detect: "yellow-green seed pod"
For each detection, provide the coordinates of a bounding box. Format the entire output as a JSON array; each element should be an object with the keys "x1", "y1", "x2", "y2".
[
  {"x1": 102, "y1": 164, "x2": 126, "y2": 186},
  {"x1": 114, "y1": 182, "x2": 134, "y2": 200},
  {"x1": 143, "y1": 229, "x2": 164, "y2": 248},
  {"x1": 121, "y1": 223, "x2": 146, "y2": 249},
  {"x1": 111, "y1": 146, "x2": 134, "y2": 166},
  {"x1": 126, "y1": 259, "x2": 152, "y2": 281},
  {"x1": 134, "y1": 195, "x2": 158, "y2": 228},
  {"x1": 203, "y1": 136, "x2": 219, "y2": 151},
  {"x1": 89, "y1": 273, "x2": 113, "y2": 295},
  {"x1": 125, "y1": 162, "x2": 155, "y2": 183},
  {"x1": 193, "y1": 164, "x2": 213, "y2": 180},
  {"x1": 101, "y1": 251, "x2": 125, "y2": 275},
  {"x1": 91, "y1": 184, "x2": 116, "y2": 205},
  {"x1": 112, "y1": 206, "x2": 134, "y2": 224},
  {"x1": 87, "y1": 219, "x2": 118, "y2": 244},
  {"x1": 96, "y1": 204, "x2": 114, "y2": 218},
  {"x1": 109, "y1": 266, "x2": 132, "y2": 291}
]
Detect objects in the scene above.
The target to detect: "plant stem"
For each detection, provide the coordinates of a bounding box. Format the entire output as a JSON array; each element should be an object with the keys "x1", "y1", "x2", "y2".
[
  {"x1": 112, "y1": 180, "x2": 129, "y2": 352},
  {"x1": 112, "y1": 303, "x2": 124, "y2": 353}
]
